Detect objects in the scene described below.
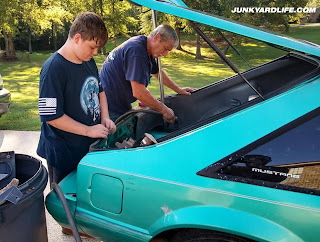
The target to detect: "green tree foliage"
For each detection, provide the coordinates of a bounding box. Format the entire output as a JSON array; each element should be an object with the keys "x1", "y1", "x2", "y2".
[
  {"x1": 307, "y1": 0, "x2": 320, "y2": 6},
  {"x1": 60, "y1": 0, "x2": 87, "y2": 16},
  {"x1": 305, "y1": 0, "x2": 320, "y2": 22},
  {"x1": 138, "y1": 7, "x2": 188, "y2": 50},
  {"x1": 1, "y1": 0, "x2": 315, "y2": 58},
  {"x1": 41, "y1": 0, "x2": 73, "y2": 50},
  {"x1": 20, "y1": 0, "x2": 46, "y2": 53},
  {"x1": 184, "y1": 0, "x2": 222, "y2": 59},
  {"x1": 1, "y1": 0, "x2": 73, "y2": 57},
  {"x1": 1, "y1": 0, "x2": 20, "y2": 58},
  {"x1": 222, "y1": 0, "x2": 309, "y2": 32},
  {"x1": 88, "y1": 0, "x2": 138, "y2": 47},
  {"x1": 139, "y1": 8, "x2": 169, "y2": 33}
]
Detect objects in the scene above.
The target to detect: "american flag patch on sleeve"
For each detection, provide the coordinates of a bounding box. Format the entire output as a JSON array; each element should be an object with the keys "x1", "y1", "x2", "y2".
[{"x1": 38, "y1": 98, "x2": 57, "y2": 115}]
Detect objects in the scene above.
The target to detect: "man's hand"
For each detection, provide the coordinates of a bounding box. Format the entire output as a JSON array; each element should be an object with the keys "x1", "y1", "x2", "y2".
[
  {"x1": 47, "y1": 114, "x2": 116, "y2": 139},
  {"x1": 131, "y1": 81, "x2": 177, "y2": 124},
  {"x1": 86, "y1": 124, "x2": 112, "y2": 138},
  {"x1": 102, "y1": 118, "x2": 116, "y2": 134},
  {"x1": 177, "y1": 87, "x2": 197, "y2": 95},
  {"x1": 161, "y1": 106, "x2": 176, "y2": 124}
]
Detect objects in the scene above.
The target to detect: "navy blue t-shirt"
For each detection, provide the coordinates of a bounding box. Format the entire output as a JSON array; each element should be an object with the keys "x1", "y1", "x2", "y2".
[
  {"x1": 100, "y1": 35, "x2": 159, "y2": 116},
  {"x1": 37, "y1": 52, "x2": 103, "y2": 171}
]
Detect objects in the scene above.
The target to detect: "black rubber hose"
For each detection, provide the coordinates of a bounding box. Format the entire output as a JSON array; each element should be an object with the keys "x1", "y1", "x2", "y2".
[
  {"x1": 51, "y1": 182, "x2": 82, "y2": 242},
  {"x1": 115, "y1": 109, "x2": 161, "y2": 125}
]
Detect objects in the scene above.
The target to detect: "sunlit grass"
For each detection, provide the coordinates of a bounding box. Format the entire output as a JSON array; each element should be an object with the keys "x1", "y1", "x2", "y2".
[
  {"x1": 0, "y1": 24, "x2": 319, "y2": 130},
  {"x1": 0, "y1": 57, "x2": 43, "y2": 130},
  {"x1": 241, "y1": 43, "x2": 259, "y2": 47}
]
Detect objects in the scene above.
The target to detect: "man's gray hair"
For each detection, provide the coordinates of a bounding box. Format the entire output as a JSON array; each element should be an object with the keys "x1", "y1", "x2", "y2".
[{"x1": 149, "y1": 24, "x2": 179, "y2": 48}]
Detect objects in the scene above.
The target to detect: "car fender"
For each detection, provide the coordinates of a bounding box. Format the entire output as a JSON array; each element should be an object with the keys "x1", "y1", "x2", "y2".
[{"x1": 148, "y1": 206, "x2": 303, "y2": 242}]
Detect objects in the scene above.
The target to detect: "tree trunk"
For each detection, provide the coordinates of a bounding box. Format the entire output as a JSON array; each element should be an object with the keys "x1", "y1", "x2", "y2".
[
  {"x1": 3, "y1": 29, "x2": 16, "y2": 60},
  {"x1": 195, "y1": 34, "x2": 203, "y2": 60},
  {"x1": 114, "y1": 37, "x2": 117, "y2": 48},
  {"x1": 51, "y1": 21, "x2": 54, "y2": 49},
  {"x1": 282, "y1": 15, "x2": 290, "y2": 32},
  {"x1": 223, "y1": 43, "x2": 230, "y2": 55},
  {"x1": 28, "y1": 28, "x2": 32, "y2": 54},
  {"x1": 52, "y1": 21, "x2": 57, "y2": 50},
  {"x1": 220, "y1": 43, "x2": 230, "y2": 63},
  {"x1": 54, "y1": 35, "x2": 57, "y2": 51},
  {"x1": 98, "y1": 0, "x2": 106, "y2": 55},
  {"x1": 102, "y1": 46, "x2": 106, "y2": 55},
  {"x1": 175, "y1": 27, "x2": 183, "y2": 50},
  {"x1": 99, "y1": 0, "x2": 103, "y2": 16}
]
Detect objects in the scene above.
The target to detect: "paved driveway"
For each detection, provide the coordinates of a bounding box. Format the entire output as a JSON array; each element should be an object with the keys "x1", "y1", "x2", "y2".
[{"x1": 0, "y1": 130, "x2": 101, "y2": 242}]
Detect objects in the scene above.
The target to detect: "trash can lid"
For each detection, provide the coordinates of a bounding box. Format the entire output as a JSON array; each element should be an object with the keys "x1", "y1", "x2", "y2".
[{"x1": 0, "y1": 151, "x2": 16, "y2": 189}]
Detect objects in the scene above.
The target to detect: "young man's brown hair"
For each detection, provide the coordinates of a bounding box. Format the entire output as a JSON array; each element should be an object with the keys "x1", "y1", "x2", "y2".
[{"x1": 69, "y1": 12, "x2": 108, "y2": 47}]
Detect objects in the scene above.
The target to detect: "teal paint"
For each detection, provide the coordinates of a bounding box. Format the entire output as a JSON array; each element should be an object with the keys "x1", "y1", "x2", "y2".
[
  {"x1": 90, "y1": 174, "x2": 124, "y2": 214},
  {"x1": 45, "y1": 1, "x2": 320, "y2": 240}
]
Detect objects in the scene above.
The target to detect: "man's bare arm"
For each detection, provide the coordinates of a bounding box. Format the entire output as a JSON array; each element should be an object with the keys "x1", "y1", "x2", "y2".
[
  {"x1": 131, "y1": 81, "x2": 175, "y2": 123},
  {"x1": 152, "y1": 70, "x2": 196, "y2": 95},
  {"x1": 47, "y1": 114, "x2": 110, "y2": 138}
]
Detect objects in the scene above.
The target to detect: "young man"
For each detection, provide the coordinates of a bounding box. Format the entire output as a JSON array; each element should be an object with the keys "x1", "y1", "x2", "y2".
[
  {"x1": 99, "y1": 24, "x2": 195, "y2": 123},
  {"x1": 37, "y1": 12, "x2": 116, "y2": 186}
]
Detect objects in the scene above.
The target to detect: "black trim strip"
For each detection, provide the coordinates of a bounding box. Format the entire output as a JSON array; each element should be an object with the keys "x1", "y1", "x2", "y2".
[
  {"x1": 158, "y1": 53, "x2": 320, "y2": 143},
  {"x1": 197, "y1": 107, "x2": 320, "y2": 196},
  {"x1": 189, "y1": 21, "x2": 264, "y2": 100},
  {"x1": 216, "y1": 29, "x2": 252, "y2": 69}
]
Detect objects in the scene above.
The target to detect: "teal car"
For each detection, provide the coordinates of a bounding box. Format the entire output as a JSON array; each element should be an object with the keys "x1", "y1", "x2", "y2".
[
  {"x1": 0, "y1": 75, "x2": 10, "y2": 117},
  {"x1": 46, "y1": 0, "x2": 320, "y2": 241}
]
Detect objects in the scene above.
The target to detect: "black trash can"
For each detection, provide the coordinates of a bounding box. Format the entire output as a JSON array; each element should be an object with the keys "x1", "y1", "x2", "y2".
[{"x1": 0, "y1": 152, "x2": 48, "y2": 242}]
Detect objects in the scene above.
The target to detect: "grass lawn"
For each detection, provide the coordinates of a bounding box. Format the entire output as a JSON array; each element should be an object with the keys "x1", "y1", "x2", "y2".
[{"x1": 0, "y1": 24, "x2": 319, "y2": 131}]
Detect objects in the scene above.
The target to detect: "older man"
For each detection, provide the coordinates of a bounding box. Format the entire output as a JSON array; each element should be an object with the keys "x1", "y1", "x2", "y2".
[{"x1": 100, "y1": 24, "x2": 194, "y2": 123}]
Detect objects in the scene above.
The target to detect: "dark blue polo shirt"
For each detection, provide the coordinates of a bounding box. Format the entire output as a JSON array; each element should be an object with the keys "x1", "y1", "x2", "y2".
[{"x1": 100, "y1": 35, "x2": 159, "y2": 117}]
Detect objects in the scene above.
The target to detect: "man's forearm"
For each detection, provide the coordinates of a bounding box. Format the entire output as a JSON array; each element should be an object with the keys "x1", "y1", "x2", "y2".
[
  {"x1": 47, "y1": 114, "x2": 110, "y2": 138},
  {"x1": 99, "y1": 91, "x2": 110, "y2": 120},
  {"x1": 131, "y1": 80, "x2": 176, "y2": 123},
  {"x1": 153, "y1": 71, "x2": 195, "y2": 96},
  {"x1": 153, "y1": 70, "x2": 181, "y2": 93},
  {"x1": 136, "y1": 89, "x2": 166, "y2": 112},
  {"x1": 47, "y1": 114, "x2": 90, "y2": 137},
  {"x1": 131, "y1": 81, "x2": 167, "y2": 113}
]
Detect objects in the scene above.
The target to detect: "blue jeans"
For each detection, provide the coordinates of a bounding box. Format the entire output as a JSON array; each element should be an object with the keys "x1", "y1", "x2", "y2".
[{"x1": 48, "y1": 164, "x2": 75, "y2": 189}]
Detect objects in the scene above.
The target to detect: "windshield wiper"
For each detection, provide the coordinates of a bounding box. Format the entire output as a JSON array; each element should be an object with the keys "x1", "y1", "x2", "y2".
[{"x1": 189, "y1": 21, "x2": 265, "y2": 100}]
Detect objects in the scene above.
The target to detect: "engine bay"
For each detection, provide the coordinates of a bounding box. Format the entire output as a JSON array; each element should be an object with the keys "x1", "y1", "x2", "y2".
[{"x1": 90, "y1": 53, "x2": 320, "y2": 151}]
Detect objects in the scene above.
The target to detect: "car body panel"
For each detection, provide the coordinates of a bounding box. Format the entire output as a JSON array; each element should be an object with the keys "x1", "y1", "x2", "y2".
[
  {"x1": 0, "y1": 87, "x2": 11, "y2": 117},
  {"x1": 46, "y1": 172, "x2": 77, "y2": 227},
  {"x1": 50, "y1": 74, "x2": 320, "y2": 241},
  {"x1": 148, "y1": 206, "x2": 305, "y2": 242},
  {"x1": 45, "y1": 1, "x2": 320, "y2": 241},
  {"x1": 46, "y1": 62, "x2": 320, "y2": 240},
  {"x1": 79, "y1": 75, "x2": 320, "y2": 182}
]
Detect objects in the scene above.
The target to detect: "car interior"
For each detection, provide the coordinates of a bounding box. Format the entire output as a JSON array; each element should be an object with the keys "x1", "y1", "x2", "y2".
[{"x1": 91, "y1": 52, "x2": 320, "y2": 151}]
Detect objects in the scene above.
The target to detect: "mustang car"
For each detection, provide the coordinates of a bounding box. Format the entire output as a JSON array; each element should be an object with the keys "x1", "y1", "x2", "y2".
[
  {"x1": 0, "y1": 75, "x2": 10, "y2": 117},
  {"x1": 46, "y1": 0, "x2": 320, "y2": 241}
]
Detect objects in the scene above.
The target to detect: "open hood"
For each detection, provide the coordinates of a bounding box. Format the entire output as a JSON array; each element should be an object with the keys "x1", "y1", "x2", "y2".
[{"x1": 129, "y1": 0, "x2": 320, "y2": 57}]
